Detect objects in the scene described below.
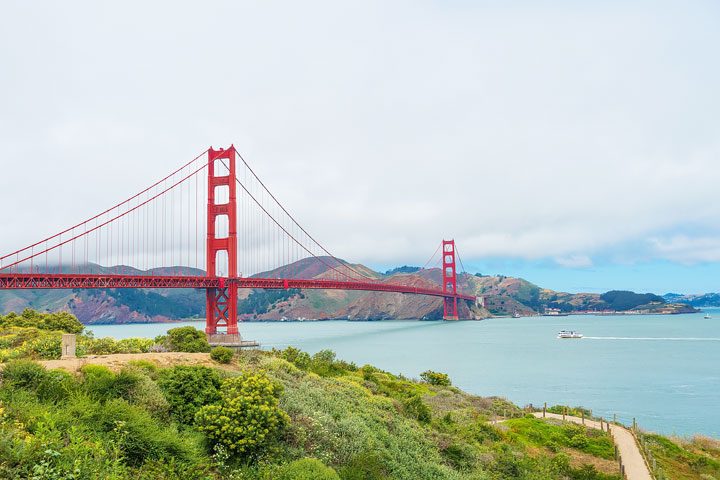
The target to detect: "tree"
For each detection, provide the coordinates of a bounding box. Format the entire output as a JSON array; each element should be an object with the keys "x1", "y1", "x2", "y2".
[
  {"x1": 210, "y1": 346, "x2": 234, "y2": 364},
  {"x1": 420, "y1": 370, "x2": 452, "y2": 387},
  {"x1": 158, "y1": 366, "x2": 222, "y2": 424},
  {"x1": 195, "y1": 372, "x2": 289, "y2": 456},
  {"x1": 159, "y1": 326, "x2": 210, "y2": 353},
  {"x1": 403, "y1": 394, "x2": 431, "y2": 424}
]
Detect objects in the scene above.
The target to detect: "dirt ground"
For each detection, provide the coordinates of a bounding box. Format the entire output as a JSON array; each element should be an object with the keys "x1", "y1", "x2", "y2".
[{"x1": 40, "y1": 352, "x2": 218, "y2": 373}]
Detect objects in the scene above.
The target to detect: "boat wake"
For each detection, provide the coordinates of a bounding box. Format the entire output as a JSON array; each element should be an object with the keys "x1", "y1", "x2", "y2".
[{"x1": 583, "y1": 336, "x2": 720, "y2": 341}]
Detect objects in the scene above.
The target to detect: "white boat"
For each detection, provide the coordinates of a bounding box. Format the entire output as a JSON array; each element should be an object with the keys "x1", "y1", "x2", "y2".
[
  {"x1": 704, "y1": 314, "x2": 712, "y2": 319},
  {"x1": 557, "y1": 330, "x2": 583, "y2": 339}
]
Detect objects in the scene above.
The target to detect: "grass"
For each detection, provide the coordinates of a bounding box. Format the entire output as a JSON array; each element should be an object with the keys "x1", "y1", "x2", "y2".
[
  {"x1": 504, "y1": 417, "x2": 616, "y2": 460},
  {"x1": 643, "y1": 433, "x2": 720, "y2": 480}
]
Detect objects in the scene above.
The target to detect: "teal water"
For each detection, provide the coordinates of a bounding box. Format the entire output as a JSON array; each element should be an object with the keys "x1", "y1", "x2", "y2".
[{"x1": 88, "y1": 309, "x2": 720, "y2": 438}]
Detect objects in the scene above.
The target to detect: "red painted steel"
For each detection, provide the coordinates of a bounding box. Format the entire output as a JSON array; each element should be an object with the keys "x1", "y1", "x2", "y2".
[
  {"x1": 0, "y1": 145, "x2": 476, "y2": 325},
  {"x1": 442, "y1": 239, "x2": 459, "y2": 320},
  {"x1": 206, "y1": 147, "x2": 239, "y2": 335},
  {"x1": 0, "y1": 273, "x2": 476, "y2": 302}
]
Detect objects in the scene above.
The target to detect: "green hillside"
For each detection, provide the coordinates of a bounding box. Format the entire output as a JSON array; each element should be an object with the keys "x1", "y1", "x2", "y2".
[{"x1": 0, "y1": 309, "x2": 716, "y2": 479}]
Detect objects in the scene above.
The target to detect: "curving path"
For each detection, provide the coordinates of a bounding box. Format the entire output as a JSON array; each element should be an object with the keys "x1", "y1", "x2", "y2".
[{"x1": 532, "y1": 412, "x2": 652, "y2": 480}]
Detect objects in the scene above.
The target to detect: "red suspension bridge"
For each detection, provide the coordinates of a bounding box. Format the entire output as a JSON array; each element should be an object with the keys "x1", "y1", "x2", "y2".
[{"x1": 0, "y1": 146, "x2": 476, "y2": 342}]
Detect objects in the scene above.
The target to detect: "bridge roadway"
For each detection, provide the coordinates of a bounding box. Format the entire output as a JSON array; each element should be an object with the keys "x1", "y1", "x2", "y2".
[{"x1": 0, "y1": 273, "x2": 476, "y2": 302}]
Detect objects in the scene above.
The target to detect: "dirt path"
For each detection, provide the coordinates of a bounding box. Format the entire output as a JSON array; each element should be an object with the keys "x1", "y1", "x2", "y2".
[
  {"x1": 40, "y1": 352, "x2": 217, "y2": 372},
  {"x1": 533, "y1": 412, "x2": 652, "y2": 480}
]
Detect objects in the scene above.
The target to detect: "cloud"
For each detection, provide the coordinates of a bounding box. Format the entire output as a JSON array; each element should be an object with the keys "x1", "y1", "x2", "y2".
[
  {"x1": 0, "y1": 0, "x2": 719, "y2": 271},
  {"x1": 554, "y1": 255, "x2": 593, "y2": 269},
  {"x1": 649, "y1": 235, "x2": 720, "y2": 264}
]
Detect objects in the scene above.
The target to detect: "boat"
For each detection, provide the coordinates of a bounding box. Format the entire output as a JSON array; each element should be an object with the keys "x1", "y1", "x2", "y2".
[
  {"x1": 512, "y1": 311, "x2": 521, "y2": 318},
  {"x1": 557, "y1": 330, "x2": 583, "y2": 339},
  {"x1": 704, "y1": 313, "x2": 712, "y2": 319}
]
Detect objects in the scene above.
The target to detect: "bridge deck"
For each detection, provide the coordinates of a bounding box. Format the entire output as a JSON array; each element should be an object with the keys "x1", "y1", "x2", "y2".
[{"x1": 0, "y1": 273, "x2": 476, "y2": 302}]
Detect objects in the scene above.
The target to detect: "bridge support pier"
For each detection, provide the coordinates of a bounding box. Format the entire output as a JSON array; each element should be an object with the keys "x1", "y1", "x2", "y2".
[
  {"x1": 442, "y1": 239, "x2": 459, "y2": 320},
  {"x1": 205, "y1": 146, "x2": 239, "y2": 336}
]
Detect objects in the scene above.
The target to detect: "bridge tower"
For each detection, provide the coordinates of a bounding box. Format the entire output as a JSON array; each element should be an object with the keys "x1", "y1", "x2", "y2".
[
  {"x1": 206, "y1": 147, "x2": 238, "y2": 336},
  {"x1": 442, "y1": 239, "x2": 459, "y2": 320}
]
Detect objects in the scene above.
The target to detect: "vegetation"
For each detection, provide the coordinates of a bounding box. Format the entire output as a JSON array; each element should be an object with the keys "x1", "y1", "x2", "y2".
[
  {"x1": 239, "y1": 288, "x2": 302, "y2": 315},
  {"x1": 384, "y1": 266, "x2": 421, "y2": 275},
  {"x1": 0, "y1": 310, "x2": 158, "y2": 361},
  {"x1": 195, "y1": 373, "x2": 289, "y2": 455},
  {"x1": 641, "y1": 432, "x2": 720, "y2": 479},
  {"x1": 599, "y1": 290, "x2": 665, "y2": 311},
  {"x1": 157, "y1": 365, "x2": 222, "y2": 424},
  {"x1": 420, "y1": 369, "x2": 452, "y2": 386},
  {"x1": 0, "y1": 309, "x2": 715, "y2": 479},
  {"x1": 210, "y1": 346, "x2": 234, "y2": 364},
  {"x1": 0, "y1": 308, "x2": 85, "y2": 334},
  {"x1": 155, "y1": 326, "x2": 210, "y2": 352},
  {"x1": 81, "y1": 288, "x2": 204, "y2": 319}
]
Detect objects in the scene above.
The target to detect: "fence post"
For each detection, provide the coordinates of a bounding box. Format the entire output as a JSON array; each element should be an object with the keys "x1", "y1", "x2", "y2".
[
  {"x1": 582, "y1": 411, "x2": 585, "y2": 425},
  {"x1": 563, "y1": 406, "x2": 566, "y2": 421},
  {"x1": 543, "y1": 402, "x2": 546, "y2": 418}
]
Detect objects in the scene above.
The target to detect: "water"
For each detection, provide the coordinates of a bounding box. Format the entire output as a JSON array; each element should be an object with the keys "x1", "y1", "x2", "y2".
[{"x1": 88, "y1": 309, "x2": 720, "y2": 438}]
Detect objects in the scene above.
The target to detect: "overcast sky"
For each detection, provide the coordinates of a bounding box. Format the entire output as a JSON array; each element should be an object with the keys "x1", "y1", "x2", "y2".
[{"x1": 1, "y1": 1, "x2": 719, "y2": 293}]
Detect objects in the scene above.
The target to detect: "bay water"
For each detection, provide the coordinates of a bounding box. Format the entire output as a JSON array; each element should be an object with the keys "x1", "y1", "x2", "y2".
[{"x1": 88, "y1": 309, "x2": 720, "y2": 438}]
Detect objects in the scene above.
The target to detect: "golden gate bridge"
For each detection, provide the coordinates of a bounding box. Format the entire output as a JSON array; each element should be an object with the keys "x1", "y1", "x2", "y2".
[{"x1": 0, "y1": 146, "x2": 476, "y2": 343}]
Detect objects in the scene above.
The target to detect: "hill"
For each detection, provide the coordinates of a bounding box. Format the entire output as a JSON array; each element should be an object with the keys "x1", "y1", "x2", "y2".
[
  {"x1": 0, "y1": 259, "x2": 695, "y2": 323},
  {"x1": 664, "y1": 292, "x2": 720, "y2": 307}
]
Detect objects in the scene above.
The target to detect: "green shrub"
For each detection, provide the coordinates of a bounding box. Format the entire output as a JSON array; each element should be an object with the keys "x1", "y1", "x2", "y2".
[
  {"x1": 37, "y1": 368, "x2": 77, "y2": 403},
  {"x1": 195, "y1": 372, "x2": 289, "y2": 455},
  {"x1": 0, "y1": 309, "x2": 84, "y2": 334},
  {"x1": 275, "y1": 458, "x2": 340, "y2": 480},
  {"x1": 339, "y1": 451, "x2": 389, "y2": 480},
  {"x1": 67, "y1": 397, "x2": 199, "y2": 466},
  {"x1": 569, "y1": 433, "x2": 589, "y2": 449},
  {"x1": 158, "y1": 366, "x2": 221, "y2": 424},
  {"x1": 402, "y1": 394, "x2": 431, "y2": 424},
  {"x1": 127, "y1": 373, "x2": 170, "y2": 418},
  {"x1": 210, "y1": 346, "x2": 234, "y2": 364},
  {"x1": 420, "y1": 370, "x2": 451, "y2": 387},
  {"x1": 310, "y1": 349, "x2": 340, "y2": 376},
  {"x1": 440, "y1": 442, "x2": 476, "y2": 471},
  {"x1": 276, "y1": 346, "x2": 311, "y2": 370},
  {"x1": 127, "y1": 359, "x2": 159, "y2": 378},
  {"x1": 547, "y1": 404, "x2": 592, "y2": 418},
  {"x1": 116, "y1": 337, "x2": 155, "y2": 354},
  {"x1": 80, "y1": 364, "x2": 117, "y2": 399},
  {"x1": 1, "y1": 359, "x2": 48, "y2": 389},
  {"x1": 22, "y1": 333, "x2": 62, "y2": 359},
  {"x1": 468, "y1": 420, "x2": 503, "y2": 443},
  {"x1": 161, "y1": 327, "x2": 210, "y2": 353}
]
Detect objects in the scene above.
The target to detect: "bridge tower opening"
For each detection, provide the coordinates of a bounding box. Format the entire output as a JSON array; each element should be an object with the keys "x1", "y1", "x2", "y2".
[
  {"x1": 206, "y1": 147, "x2": 238, "y2": 337},
  {"x1": 442, "y1": 239, "x2": 459, "y2": 320}
]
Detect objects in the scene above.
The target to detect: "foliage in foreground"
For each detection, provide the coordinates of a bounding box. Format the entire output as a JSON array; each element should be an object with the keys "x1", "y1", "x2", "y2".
[
  {"x1": 195, "y1": 373, "x2": 289, "y2": 455},
  {"x1": 210, "y1": 346, "x2": 234, "y2": 364},
  {"x1": 0, "y1": 310, "x2": 713, "y2": 479}
]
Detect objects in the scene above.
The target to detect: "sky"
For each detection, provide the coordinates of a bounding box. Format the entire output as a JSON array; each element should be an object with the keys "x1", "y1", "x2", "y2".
[{"x1": 1, "y1": 1, "x2": 719, "y2": 294}]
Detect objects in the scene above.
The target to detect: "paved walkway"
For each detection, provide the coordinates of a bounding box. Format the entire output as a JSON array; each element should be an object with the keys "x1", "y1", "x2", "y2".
[{"x1": 532, "y1": 412, "x2": 652, "y2": 480}]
